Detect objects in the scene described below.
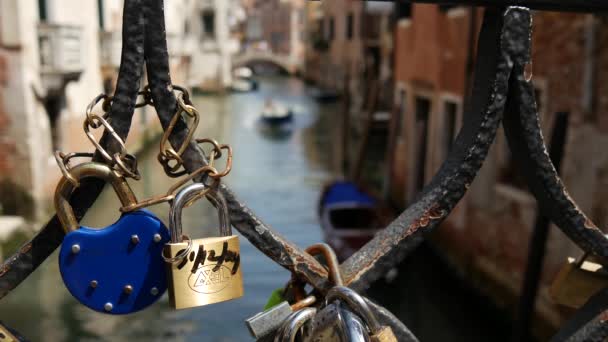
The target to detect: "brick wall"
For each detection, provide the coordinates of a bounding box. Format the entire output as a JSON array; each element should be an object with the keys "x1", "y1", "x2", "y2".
[{"x1": 390, "y1": 9, "x2": 608, "y2": 337}]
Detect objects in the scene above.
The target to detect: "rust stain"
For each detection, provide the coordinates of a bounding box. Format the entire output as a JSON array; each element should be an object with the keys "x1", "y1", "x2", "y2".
[
  {"x1": 0, "y1": 265, "x2": 9, "y2": 277},
  {"x1": 285, "y1": 243, "x2": 328, "y2": 276},
  {"x1": 584, "y1": 217, "x2": 600, "y2": 230},
  {"x1": 404, "y1": 204, "x2": 446, "y2": 231},
  {"x1": 19, "y1": 243, "x2": 32, "y2": 254},
  {"x1": 346, "y1": 204, "x2": 449, "y2": 286}
]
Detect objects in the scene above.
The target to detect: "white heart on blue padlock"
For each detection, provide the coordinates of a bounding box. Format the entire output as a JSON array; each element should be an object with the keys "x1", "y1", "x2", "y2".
[{"x1": 59, "y1": 210, "x2": 170, "y2": 314}]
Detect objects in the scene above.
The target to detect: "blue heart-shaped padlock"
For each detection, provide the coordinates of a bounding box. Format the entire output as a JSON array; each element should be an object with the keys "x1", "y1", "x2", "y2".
[
  {"x1": 54, "y1": 162, "x2": 170, "y2": 315},
  {"x1": 59, "y1": 210, "x2": 170, "y2": 314}
]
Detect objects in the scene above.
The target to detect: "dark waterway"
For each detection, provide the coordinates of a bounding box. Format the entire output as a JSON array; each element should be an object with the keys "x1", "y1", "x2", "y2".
[{"x1": 0, "y1": 76, "x2": 343, "y2": 341}]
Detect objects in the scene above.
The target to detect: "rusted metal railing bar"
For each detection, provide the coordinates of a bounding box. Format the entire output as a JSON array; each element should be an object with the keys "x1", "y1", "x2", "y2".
[
  {"x1": 550, "y1": 288, "x2": 608, "y2": 341},
  {"x1": 446, "y1": 0, "x2": 607, "y2": 12},
  {"x1": 341, "y1": 6, "x2": 526, "y2": 291},
  {"x1": 502, "y1": 64, "x2": 608, "y2": 259},
  {"x1": 0, "y1": 0, "x2": 145, "y2": 299},
  {"x1": 347, "y1": 0, "x2": 608, "y2": 12},
  {"x1": 142, "y1": 0, "x2": 330, "y2": 291},
  {"x1": 512, "y1": 111, "x2": 569, "y2": 342}
]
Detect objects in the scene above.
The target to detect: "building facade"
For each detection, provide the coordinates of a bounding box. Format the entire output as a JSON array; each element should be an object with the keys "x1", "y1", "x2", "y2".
[
  {"x1": 241, "y1": 0, "x2": 306, "y2": 74},
  {"x1": 0, "y1": 0, "x2": 195, "y2": 220},
  {"x1": 304, "y1": 0, "x2": 394, "y2": 93},
  {"x1": 389, "y1": 5, "x2": 608, "y2": 337},
  {"x1": 183, "y1": 0, "x2": 244, "y2": 91}
]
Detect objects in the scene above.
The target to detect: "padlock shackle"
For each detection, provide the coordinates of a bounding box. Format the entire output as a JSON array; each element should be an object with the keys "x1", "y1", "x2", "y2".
[
  {"x1": 54, "y1": 162, "x2": 138, "y2": 233},
  {"x1": 326, "y1": 286, "x2": 382, "y2": 335},
  {"x1": 169, "y1": 182, "x2": 231, "y2": 243},
  {"x1": 305, "y1": 243, "x2": 343, "y2": 286},
  {"x1": 275, "y1": 307, "x2": 317, "y2": 342}
]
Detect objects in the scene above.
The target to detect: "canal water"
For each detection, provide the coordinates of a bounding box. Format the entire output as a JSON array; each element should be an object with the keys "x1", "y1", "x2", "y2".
[{"x1": 0, "y1": 76, "x2": 343, "y2": 341}]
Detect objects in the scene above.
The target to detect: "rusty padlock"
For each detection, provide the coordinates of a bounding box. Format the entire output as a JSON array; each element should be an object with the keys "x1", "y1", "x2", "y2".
[
  {"x1": 550, "y1": 252, "x2": 608, "y2": 309},
  {"x1": 163, "y1": 182, "x2": 244, "y2": 309}
]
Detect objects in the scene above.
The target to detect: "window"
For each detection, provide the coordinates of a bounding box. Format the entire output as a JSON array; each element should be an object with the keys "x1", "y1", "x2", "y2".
[
  {"x1": 38, "y1": 0, "x2": 47, "y2": 21},
  {"x1": 318, "y1": 19, "x2": 325, "y2": 37},
  {"x1": 347, "y1": 13, "x2": 354, "y2": 40},
  {"x1": 201, "y1": 10, "x2": 215, "y2": 36},
  {"x1": 414, "y1": 97, "x2": 431, "y2": 193},
  {"x1": 443, "y1": 101, "x2": 457, "y2": 155},
  {"x1": 396, "y1": 3, "x2": 412, "y2": 20},
  {"x1": 97, "y1": 0, "x2": 104, "y2": 29},
  {"x1": 499, "y1": 140, "x2": 527, "y2": 190}
]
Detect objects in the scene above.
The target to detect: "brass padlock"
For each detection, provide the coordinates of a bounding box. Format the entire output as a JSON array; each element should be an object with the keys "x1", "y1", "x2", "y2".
[
  {"x1": 550, "y1": 253, "x2": 608, "y2": 309},
  {"x1": 0, "y1": 322, "x2": 19, "y2": 342},
  {"x1": 163, "y1": 182, "x2": 244, "y2": 309}
]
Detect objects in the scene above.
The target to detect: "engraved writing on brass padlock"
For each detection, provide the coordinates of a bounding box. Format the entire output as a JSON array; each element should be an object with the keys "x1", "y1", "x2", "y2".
[{"x1": 163, "y1": 182, "x2": 244, "y2": 309}]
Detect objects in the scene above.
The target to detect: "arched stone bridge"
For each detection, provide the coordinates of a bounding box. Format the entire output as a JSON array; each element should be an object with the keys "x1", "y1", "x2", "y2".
[{"x1": 233, "y1": 50, "x2": 301, "y2": 74}]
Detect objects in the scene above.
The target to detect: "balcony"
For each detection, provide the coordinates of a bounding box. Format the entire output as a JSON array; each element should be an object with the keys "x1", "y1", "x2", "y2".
[
  {"x1": 38, "y1": 23, "x2": 83, "y2": 76},
  {"x1": 99, "y1": 31, "x2": 121, "y2": 69}
]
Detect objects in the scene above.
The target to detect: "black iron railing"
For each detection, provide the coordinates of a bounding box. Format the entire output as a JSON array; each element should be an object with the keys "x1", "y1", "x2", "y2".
[{"x1": 0, "y1": 1, "x2": 606, "y2": 341}]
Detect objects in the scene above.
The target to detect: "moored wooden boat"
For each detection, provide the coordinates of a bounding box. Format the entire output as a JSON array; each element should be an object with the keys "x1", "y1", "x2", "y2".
[{"x1": 318, "y1": 181, "x2": 384, "y2": 261}]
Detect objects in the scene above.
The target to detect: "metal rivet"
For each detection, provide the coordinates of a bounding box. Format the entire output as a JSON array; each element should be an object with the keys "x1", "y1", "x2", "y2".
[
  {"x1": 71, "y1": 244, "x2": 80, "y2": 254},
  {"x1": 153, "y1": 234, "x2": 162, "y2": 243},
  {"x1": 104, "y1": 302, "x2": 113, "y2": 312},
  {"x1": 150, "y1": 287, "x2": 159, "y2": 296},
  {"x1": 131, "y1": 235, "x2": 140, "y2": 244},
  {"x1": 90, "y1": 280, "x2": 98, "y2": 288},
  {"x1": 123, "y1": 285, "x2": 133, "y2": 294}
]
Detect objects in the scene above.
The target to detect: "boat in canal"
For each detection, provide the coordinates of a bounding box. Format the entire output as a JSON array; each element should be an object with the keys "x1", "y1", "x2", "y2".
[
  {"x1": 318, "y1": 181, "x2": 385, "y2": 261},
  {"x1": 231, "y1": 67, "x2": 259, "y2": 93},
  {"x1": 230, "y1": 77, "x2": 258, "y2": 93},
  {"x1": 260, "y1": 99, "x2": 293, "y2": 125}
]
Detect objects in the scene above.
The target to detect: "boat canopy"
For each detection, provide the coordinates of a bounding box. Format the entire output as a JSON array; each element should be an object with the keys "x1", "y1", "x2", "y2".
[{"x1": 321, "y1": 182, "x2": 375, "y2": 207}]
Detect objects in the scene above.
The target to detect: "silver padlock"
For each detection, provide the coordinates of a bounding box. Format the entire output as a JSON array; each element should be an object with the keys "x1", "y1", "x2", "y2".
[
  {"x1": 308, "y1": 286, "x2": 396, "y2": 341},
  {"x1": 325, "y1": 286, "x2": 397, "y2": 342},
  {"x1": 274, "y1": 307, "x2": 317, "y2": 342},
  {"x1": 246, "y1": 296, "x2": 316, "y2": 339},
  {"x1": 308, "y1": 301, "x2": 370, "y2": 342},
  {"x1": 247, "y1": 243, "x2": 341, "y2": 340}
]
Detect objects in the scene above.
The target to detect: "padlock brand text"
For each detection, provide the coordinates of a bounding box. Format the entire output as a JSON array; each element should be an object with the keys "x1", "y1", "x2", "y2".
[{"x1": 188, "y1": 264, "x2": 233, "y2": 294}]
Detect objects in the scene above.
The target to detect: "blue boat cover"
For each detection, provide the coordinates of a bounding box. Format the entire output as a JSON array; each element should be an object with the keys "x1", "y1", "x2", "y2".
[{"x1": 321, "y1": 182, "x2": 375, "y2": 207}]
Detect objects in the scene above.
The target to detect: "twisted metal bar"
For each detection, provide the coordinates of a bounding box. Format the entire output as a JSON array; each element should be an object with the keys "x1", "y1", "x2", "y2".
[
  {"x1": 550, "y1": 288, "x2": 608, "y2": 342},
  {"x1": 341, "y1": 6, "x2": 524, "y2": 290},
  {"x1": 360, "y1": 0, "x2": 608, "y2": 12},
  {"x1": 0, "y1": 2, "x2": 605, "y2": 341},
  {"x1": 142, "y1": 0, "x2": 330, "y2": 289},
  {"x1": 0, "y1": 0, "x2": 145, "y2": 299},
  {"x1": 502, "y1": 64, "x2": 608, "y2": 258}
]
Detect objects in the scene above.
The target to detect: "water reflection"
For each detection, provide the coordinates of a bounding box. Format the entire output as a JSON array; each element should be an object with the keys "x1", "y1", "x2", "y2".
[{"x1": 0, "y1": 76, "x2": 342, "y2": 341}]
